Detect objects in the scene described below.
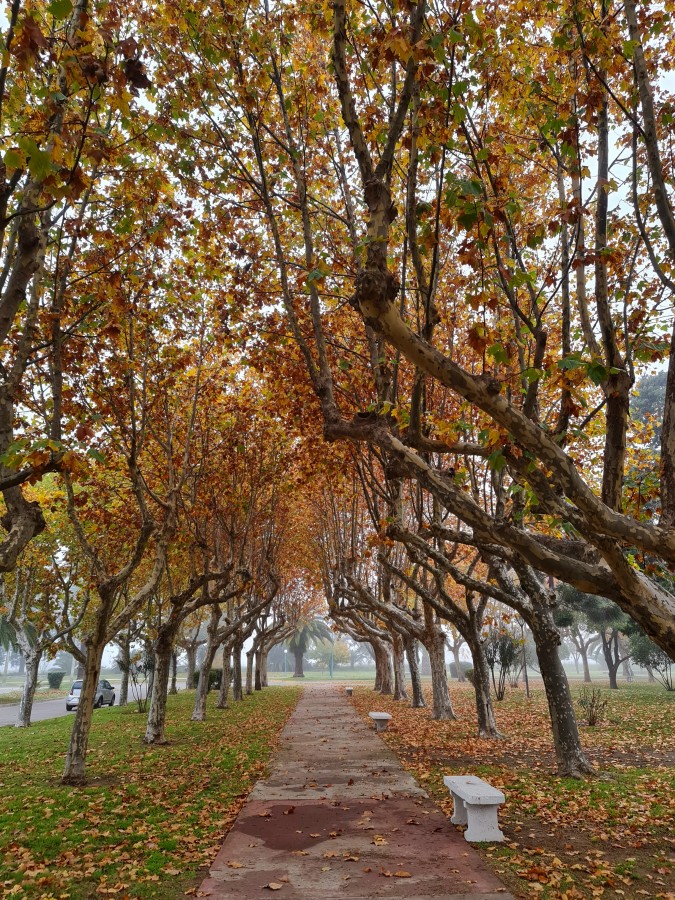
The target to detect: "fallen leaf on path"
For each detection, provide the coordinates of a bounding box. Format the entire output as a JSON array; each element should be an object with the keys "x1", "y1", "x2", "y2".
[
  {"x1": 264, "y1": 883, "x2": 284, "y2": 891},
  {"x1": 227, "y1": 861, "x2": 244, "y2": 869},
  {"x1": 394, "y1": 871, "x2": 412, "y2": 878}
]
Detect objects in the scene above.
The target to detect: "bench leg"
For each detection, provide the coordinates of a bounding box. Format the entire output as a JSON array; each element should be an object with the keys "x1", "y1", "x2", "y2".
[
  {"x1": 450, "y1": 793, "x2": 468, "y2": 826},
  {"x1": 374, "y1": 720, "x2": 389, "y2": 732},
  {"x1": 463, "y1": 804, "x2": 504, "y2": 843}
]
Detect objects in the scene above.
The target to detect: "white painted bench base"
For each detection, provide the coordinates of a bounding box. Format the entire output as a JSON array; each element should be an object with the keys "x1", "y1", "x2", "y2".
[
  {"x1": 443, "y1": 775, "x2": 505, "y2": 843},
  {"x1": 368, "y1": 711, "x2": 392, "y2": 732}
]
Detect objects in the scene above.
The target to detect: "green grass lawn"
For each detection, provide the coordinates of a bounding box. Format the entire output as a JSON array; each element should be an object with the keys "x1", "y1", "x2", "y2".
[{"x1": 0, "y1": 686, "x2": 300, "y2": 898}]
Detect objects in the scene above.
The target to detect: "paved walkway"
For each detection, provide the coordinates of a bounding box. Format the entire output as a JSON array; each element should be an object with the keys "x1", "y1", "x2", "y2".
[{"x1": 200, "y1": 684, "x2": 511, "y2": 899}]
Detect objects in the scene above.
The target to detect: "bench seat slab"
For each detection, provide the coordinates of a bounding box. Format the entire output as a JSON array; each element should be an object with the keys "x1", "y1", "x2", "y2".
[{"x1": 444, "y1": 776, "x2": 505, "y2": 843}]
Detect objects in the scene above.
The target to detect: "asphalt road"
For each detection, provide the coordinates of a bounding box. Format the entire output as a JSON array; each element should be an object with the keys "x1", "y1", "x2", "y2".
[
  {"x1": 0, "y1": 684, "x2": 149, "y2": 727},
  {"x1": 0, "y1": 697, "x2": 79, "y2": 727}
]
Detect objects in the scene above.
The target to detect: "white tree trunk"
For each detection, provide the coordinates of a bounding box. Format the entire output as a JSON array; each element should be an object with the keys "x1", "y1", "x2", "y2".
[
  {"x1": 144, "y1": 642, "x2": 172, "y2": 744},
  {"x1": 16, "y1": 647, "x2": 42, "y2": 728},
  {"x1": 425, "y1": 631, "x2": 455, "y2": 720},
  {"x1": 62, "y1": 640, "x2": 105, "y2": 784},
  {"x1": 392, "y1": 632, "x2": 408, "y2": 701}
]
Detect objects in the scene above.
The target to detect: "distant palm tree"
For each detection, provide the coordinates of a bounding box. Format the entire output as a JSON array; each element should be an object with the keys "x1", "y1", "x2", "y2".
[{"x1": 287, "y1": 619, "x2": 332, "y2": 677}]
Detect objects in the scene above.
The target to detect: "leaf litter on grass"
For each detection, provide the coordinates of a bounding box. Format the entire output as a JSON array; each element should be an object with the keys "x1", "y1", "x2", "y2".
[
  {"x1": 350, "y1": 682, "x2": 675, "y2": 900},
  {"x1": 0, "y1": 687, "x2": 300, "y2": 899}
]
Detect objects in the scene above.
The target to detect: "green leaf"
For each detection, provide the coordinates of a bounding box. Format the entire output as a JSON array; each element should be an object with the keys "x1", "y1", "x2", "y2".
[
  {"x1": 3, "y1": 148, "x2": 24, "y2": 171},
  {"x1": 487, "y1": 343, "x2": 509, "y2": 365},
  {"x1": 558, "y1": 354, "x2": 586, "y2": 371},
  {"x1": 47, "y1": 0, "x2": 73, "y2": 18},
  {"x1": 86, "y1": 448, "x2": 106, "y2": 463},
  {"x1": 585, "y1": 361, "x2": 608, "y2": 385},
  {"x1": 487, "y1": 449, "x2": 507, "y2": 473}
]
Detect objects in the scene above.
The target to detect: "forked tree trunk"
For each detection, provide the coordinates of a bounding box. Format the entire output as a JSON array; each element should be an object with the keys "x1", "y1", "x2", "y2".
[
  {"x1": 425, "y1": 631, "x2": 455, "y2": 720},
  {"x1": 467, "y1": 636, "x2": 502, "y2": 739},
  {"x1": 293, "y1": 648, "x2": 304, "y2": 677},
  {"x1": 232, "y1": 641, "x2": 243, "y2": 701},
  {"x1": 62, "y1": 638, "x2": 106, "y2": 784},
  {"x1": 530, "y1": 616, "x2": 593, "y2": 778},
  {"x1": 216, "y1": 647, "x2": 232, "y2": 708},
  {"x1": 145, "y1": 640, "x2": 173, "y2": 744},
  {"x1": 16, "y1": 647, "x2": 42, "y2": 728},
  {"x1": 255, "y1": 648, "x2": 263, "y2": 690},
  {"x1": 261, "y1": 649, "x2": 269, "y2": 687},
  {"x1": 404, "y1": 635, "x2": 426, "y2": 708},
  {"x1": 602, "y1": 632, "x2": 621, "y2": 689},
  {"x1": 392, "y1": 632, "x2": 408, "y2": 701}
]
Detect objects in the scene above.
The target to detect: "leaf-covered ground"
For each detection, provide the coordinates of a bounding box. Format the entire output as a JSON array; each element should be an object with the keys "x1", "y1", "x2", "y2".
[
  {"x1": 0, "y1": 686, "x2": 300, "y2": 898},
  {"x1": 351, "y1": 681, "x2": 675, "y2": 900}
]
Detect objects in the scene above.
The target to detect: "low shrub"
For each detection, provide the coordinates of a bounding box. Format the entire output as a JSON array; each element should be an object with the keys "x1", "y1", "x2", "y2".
[
  {"x1": 47, "y1": 670, "x2": 66, "y2": 689},
  {"x1": 449, "y1": 661, "x2": 473, "y2": 679},
  {"x1": 577, "y1": 685, "x2": 609, "y2": 726},
  {"x1": 191, "y1": 668, "x2": 222, "y2": 690},
  {"x1": 465, "y1": 667, "x2": 475, "y2": 686}
]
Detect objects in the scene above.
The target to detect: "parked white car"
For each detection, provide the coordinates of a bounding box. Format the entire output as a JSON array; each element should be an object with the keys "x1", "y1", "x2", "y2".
[{"x1": 66, "y1": 679, "x2": 115, "y2": 711}]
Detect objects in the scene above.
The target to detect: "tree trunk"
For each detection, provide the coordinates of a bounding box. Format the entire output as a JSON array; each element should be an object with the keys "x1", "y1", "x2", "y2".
[
  {"x1": 232, "y1": 641, "x2": 243, "y2": 701},
  {"x1": 373, "y1": 640, "x2": 383, "y2": 692},
  {"x1": 186, "y1": 644, "x2": 197, "y2": 689},
  {"x1": 169, "y1": 651, "x2": 178, "y2": 694},
  {"x1": 293, "y1": 647, "x2": 304, "y2": 677},
  {"x1": 373, "y1": 639, "x2": 393, "y2": 694},
  {"x1": 117, "y1": 630, "x2": 131, "y2": 707},
  {"x1": 16, "y1": 647, "x2": 42, "y2": 728},
  {"x1": 391, "y1": 632, "x2": 408, "y2": 701},
  {"x1": 217, "y1": 654, "x2": 232, "y2": 709},
  {"x1": 145, "y1": 642, "x2": 156, "y2": 709},
  {"x1": 602, "y1": 632, "x2": 620, "y2": 689},
  {"x1": 530, "y1": 616, "x2": 593, "y2": 777},
  {"x1": 467, "y1": 636, "x2": 502, "y2": 739},
  {"x1": 192, "y1": 641, "x2": 218, "y2": 721},
  {"x1": 579, "y1": 642, "x2": 592, "y2": 683},
  {"x1": 425, "y1": 630, "x2": 455, "y2": 720},
  {"x1": 245, "y1": 648, "x2": 254, "y2": 695},
  {"x1": 452, "y1": 641, "x2": 465, "y2": 681},
  {"x1": 255, "y1": 648, "x2": 263, "y2": 691},
  {"x1": 62, "y1": 639, "x2": 105, "y2": 784},
  {"x1": 145, "y1": 640, "x2": 172, "y2": 744},
  {"x1": 404, "y1": 635, "x2": 426, "y2": 708}
]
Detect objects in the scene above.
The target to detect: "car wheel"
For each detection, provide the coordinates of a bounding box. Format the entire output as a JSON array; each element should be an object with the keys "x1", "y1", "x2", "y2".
[
  {"x1": 109, "y1": 695, "x2": 115, "y2": 707},
  {"x1": 66, "y1": 705, "x2": 72, "y2": 711},
  {"x1": 94, "y1": 696, "x2": 102, "y2": 709}
]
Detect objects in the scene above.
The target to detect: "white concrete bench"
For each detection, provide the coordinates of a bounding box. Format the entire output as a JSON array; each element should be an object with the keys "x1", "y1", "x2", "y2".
[
  {"x1": 443, "y1": 775, "x2": 505, "y2": 843},
  {"x1": 368, "y1": 711, "x2": 392, "y2": 732},
  {"x1": 345, "y1": 687, "x2": 353, "y2": 697}
]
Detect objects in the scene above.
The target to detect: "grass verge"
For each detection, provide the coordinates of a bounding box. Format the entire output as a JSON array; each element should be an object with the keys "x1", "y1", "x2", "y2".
[
  {"x1": 0, "y1": 686, "x2": 300, "y2": 898},
  {"x1": 351, "y1": 681, "x2": 675, "y2": 900}
]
